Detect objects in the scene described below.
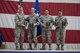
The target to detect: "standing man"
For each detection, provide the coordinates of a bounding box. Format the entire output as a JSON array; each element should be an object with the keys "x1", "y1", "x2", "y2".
[
  {"x1": 40, "y1": 10, "x2": 54, "y2": 50},
  {"x1": 25, "y1": 8, "x2": 39, "y2": 50},
  {"x1": 55, "y1": 10, "x2": 68, "y2": 50},
  {"x1": 14, "y1": 6, "x2": 25, "y2": 50}
]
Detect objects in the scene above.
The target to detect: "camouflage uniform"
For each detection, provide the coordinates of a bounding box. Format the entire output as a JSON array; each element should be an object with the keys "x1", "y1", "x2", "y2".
[
  {"x1": 25, "y1": 13, "x2": 39, "y2": 50},
  {"x1": 55, "y1": 16, "x2": 68, "y2": 50},
  {"x1": 40, "y1": 15, "x2": 54, "y2": 50},
  {"x1": 14, "y1": 13, "x2": 25, "y2": 50}
]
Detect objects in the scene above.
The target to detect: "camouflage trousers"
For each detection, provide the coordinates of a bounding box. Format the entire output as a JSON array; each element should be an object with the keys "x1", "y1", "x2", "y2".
[
  {"x1": 28, "y1": 27, "x2": 38, "y2": 44},
  {"x1": 56, "y1": 28, "x2": 66, "y2": 46},
  {"x1": 14, "y1": 28, "x2": 24, "y2": 48},
  {"x1": 42, "y1": 29, "x2": 52, "y2": 45}
]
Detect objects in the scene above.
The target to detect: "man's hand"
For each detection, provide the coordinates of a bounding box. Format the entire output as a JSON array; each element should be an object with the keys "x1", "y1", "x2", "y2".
[
  {"x1": 34, "y1": 23, "x2": 38, "y2": 27},
  {"x1": 21, "y1": 24, "x2": 25, "y2": 28}
]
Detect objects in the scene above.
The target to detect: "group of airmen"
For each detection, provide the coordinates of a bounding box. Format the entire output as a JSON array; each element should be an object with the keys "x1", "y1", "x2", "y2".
[{"x1": 14, "y1": 6, "x2": 68, "y2": 50}]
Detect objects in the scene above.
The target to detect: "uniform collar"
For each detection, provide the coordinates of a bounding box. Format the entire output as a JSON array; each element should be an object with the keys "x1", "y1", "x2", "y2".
[{"x1": 44, "y1": 14, "x2": 50, "y2": 17}]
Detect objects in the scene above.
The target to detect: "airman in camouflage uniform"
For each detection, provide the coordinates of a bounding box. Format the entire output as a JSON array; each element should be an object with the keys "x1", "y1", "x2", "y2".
[
  {"x1": 40, "y1": 10, "x2": 54, "y2": 50},
  {"x1": 25, "y1": 8, "x2": 39, "y2": 50},
  {"x1": 55, "y1": 10, "x2": 68, "y2": 50},
  {"x1": 14, "y1": 6, "x2": 25, "y2": 50}
]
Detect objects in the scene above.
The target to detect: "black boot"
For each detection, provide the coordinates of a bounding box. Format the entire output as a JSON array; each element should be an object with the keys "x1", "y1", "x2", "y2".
[
  {"x1": 33, "y1": 43, "x2": 37, "y2": 50},
  {"x1": 20, "y1": 45, "x2": 24, "y2": 50},
  {"x1": 61, "y1": 45, "x2": 64, "y2": 50},
  {"x1": 27, "y1": 44, "x2": 32, "y2": 50},
  {"x1": 15, "y1": 46, "x2": 19, "y2": 50},
  {"x1": 56, "y1": 44, "x2": 60, "y2": 50},
  {"x1": 49, "y1": 44, "x2": 51, "y2": 50}
]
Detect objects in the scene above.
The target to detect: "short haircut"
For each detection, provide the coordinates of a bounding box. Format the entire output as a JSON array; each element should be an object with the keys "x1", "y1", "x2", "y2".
[
  {"x1": 45, "y1": 9, "x2": 49, "y2": 11},
  {"x1": 58, "y1": 10, "x2": 63, "y2": 12}
]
